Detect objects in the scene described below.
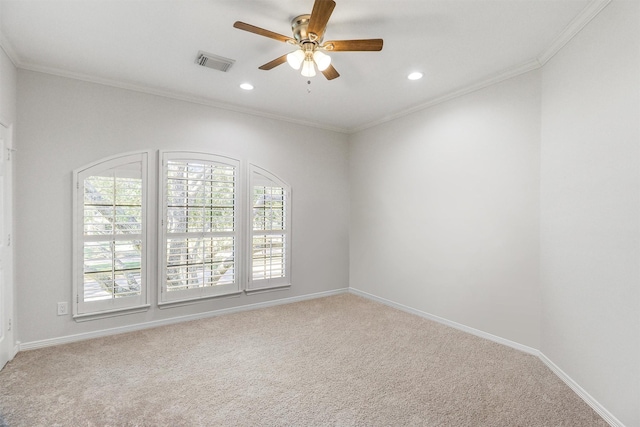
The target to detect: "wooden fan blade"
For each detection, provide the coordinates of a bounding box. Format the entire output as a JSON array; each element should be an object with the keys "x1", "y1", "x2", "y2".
[
  {"x1": 321, "y1": 64, "x2": 340, "y2": 80},
  {"x1": 259, "y1": 54, "x2": 289, "y2": 70},
  {"x1": 307, "y1": 0, "x2": 336, "y2": 40},
  {"x1": 233, "y1": 21, "x2": 295, "y2": 44},
  {"x1": 323, "y1": 39, "x2": 384, "y2": 52}
]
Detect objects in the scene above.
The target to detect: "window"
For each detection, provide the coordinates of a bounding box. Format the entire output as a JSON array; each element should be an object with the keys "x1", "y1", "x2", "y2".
[
  {"x1": 248, "y1": 165, "x2": 291, "y2": 292},
  {"x1": 159, "y1": 152, "x2": 242, "y2": 304},
  {"x1": 73, "y1": 152, "x2": 149, "y2": 317},
  {"x1": 74, "y1": 151, "x2": 291, "y2": 312}
]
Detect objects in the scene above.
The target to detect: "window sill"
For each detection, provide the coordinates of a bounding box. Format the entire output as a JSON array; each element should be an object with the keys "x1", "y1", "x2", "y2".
[
  {"x1": 73, "y1": 304, "x2": 151, "y2": 322},
  {"x1": 245, "y1": 284, "x2": 291, "y2": 295},
  {"x1": 158, "y1": 291, "x2": 243, "y2": 309}
]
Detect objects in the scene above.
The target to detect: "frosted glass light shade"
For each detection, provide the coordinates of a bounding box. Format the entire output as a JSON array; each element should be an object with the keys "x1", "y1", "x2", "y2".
[
  {"x1": 301, "y1": 59, "x2": 316, "y2": 77},
  {"x1": 286, "y1": 50, "x2": 305, "y2": 70},
  {"x1": 313, "y1": 51, "x2": 331, "y2": 71}
]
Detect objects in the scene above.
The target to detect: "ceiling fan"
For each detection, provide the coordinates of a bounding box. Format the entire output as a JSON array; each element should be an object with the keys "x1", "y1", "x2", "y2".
[{"x1": 233, "y1": 0, "x2": 383, "y2": 80}]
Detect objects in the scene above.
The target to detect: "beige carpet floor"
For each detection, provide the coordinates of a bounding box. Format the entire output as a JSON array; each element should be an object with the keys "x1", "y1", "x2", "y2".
[{"x1": 0, "y1": 294, "x2": 608, "y2": 426}]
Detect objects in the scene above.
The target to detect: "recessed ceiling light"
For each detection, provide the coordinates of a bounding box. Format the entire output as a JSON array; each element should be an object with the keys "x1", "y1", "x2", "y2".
[
  {"x1": 407, "y1": 72, "x2": 423, "y2": 81},
  {"x1": 240, "y1": 83, "x2": 254, "y2": 90}
]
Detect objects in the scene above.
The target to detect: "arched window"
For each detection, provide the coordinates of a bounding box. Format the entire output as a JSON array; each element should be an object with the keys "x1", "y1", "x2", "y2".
[
  {"x1": 73, "y1": 152, "x2": 149, "y2": 318},
  {"x1": 159, "y1": 152, "x2": 242, "y2": 304},
  {"x1": 74, "y1": 150, "x2": 292, "y2": 314},
  {"x1": 247, "y1": 164, "x2": 291, "y2": 292}
]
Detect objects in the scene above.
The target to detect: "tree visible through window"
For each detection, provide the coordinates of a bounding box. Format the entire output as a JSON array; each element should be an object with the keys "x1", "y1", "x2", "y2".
[
  {"x1": 248, "y1": 165, "x2": 291, "y2": 291},
  {"x1": 75, "y1": 151, "x2": 292, "y2": 314},
  {"x1": 159, "y1": 152, "x2": 240, "y2": 304},
  {"x1": 73, "y1": 152, "x2": 149, "y2": 317}
]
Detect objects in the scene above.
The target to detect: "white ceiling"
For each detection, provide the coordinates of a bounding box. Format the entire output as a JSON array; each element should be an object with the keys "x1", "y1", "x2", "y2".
[{"x1": 0, "y1": 0, "x2": 596, "y2": 132}]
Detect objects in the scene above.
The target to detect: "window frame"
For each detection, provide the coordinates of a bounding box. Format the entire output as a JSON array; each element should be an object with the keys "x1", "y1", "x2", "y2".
[
  {"x1": 72, "y1": 151, "x2": 150, "y2": 319},
  {"x1": 158, "y1": 151, "x2": 244, "y2": 305},
  {"x1": 246, "y1": 164, "x2": 292, "y2": 293}
]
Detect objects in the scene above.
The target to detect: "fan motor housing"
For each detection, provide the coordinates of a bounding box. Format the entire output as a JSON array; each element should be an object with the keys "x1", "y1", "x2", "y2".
[{"x1": 291, "y1": 14, "x2": 323, "y2": 44}]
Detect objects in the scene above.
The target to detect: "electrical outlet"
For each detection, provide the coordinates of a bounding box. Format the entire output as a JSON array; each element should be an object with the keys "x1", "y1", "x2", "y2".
[{"x1": 57, "y1": 302, "x2": 69, "y2": 316}]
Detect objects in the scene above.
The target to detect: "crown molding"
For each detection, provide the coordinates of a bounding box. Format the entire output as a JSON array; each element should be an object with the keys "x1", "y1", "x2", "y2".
[
  {"x1": 4, "y1": 0, "x2": 612, "y2": 135},
  {"x1": 350, "y1": 0, "x2": 611, "y2": 134},
  {"x1": 0, "y1": 30, "x2": 19, "y2": 67},
  {"x1": 350, "y1": 58, "x2": 543, "y2": 134},
  {"x1": 537, "y1": 0, "x2": 612, "y2": 65},
  {"x1": 3, "y1": 11, "x2": 347, "y2": 134},
  {"x1": 17, "y1": 61, "x2": 351, "y2": 135}
]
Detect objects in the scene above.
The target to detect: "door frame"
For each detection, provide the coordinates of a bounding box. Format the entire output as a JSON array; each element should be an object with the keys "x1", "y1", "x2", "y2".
[{"x1": 0, "y1": 119, "x2": 15, "y2": 370}]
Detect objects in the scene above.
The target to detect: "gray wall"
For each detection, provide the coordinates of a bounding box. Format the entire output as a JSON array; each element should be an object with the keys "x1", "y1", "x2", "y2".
[
  {"x1": 540, "y1": 1, "x2": 639, "y2": 425},
  {"x1": 349, "y1": 70, "x2": 542, "y2": 349},
  {"x1": 9, "y1": 2, "x2": 640, "y2": 424},
  {"x1": 15, "y1": 70, "x2": 350, "y2": 344},
  {"x1": 0, "y1": 46, "x2": 16, "y2": 124},
  {"x1": 349, "y1": 2, "x2": 639, "y2": 425}
]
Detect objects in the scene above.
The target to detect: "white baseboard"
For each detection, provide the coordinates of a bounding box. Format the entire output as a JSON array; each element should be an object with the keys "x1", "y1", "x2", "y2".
[
  {"x1": 16, "y1": 286, "x2": 625, "y2": 427},
  {"x1": 538, "y1": 353, "x2": 625, "y2": 427},
  {"x1": 19, "y1": 288, "x2": 349, "y2": 351},
  {"x1": 349, "y1": 287, "x2": 625, "y2": 427},
  {"x1": 349, "y1": 287, "x2": 539, "y2": 355}
]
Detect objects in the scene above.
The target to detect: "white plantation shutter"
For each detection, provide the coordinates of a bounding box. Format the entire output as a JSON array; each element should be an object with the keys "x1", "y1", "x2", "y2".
[
  {"x1": 248, "y1": 165, "x2": 291, "y2": 292},
  {"x1": 159, "y1": 152, "x2": 241, "y2": 304},
  {"x1": 73, "y1": 152, "x2": 149, "y2": 317}
]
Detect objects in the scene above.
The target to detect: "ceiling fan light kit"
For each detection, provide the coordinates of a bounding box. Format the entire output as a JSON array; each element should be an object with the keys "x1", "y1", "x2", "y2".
[
  {"x1": 301, "y1": 58, "x2": 317, "y2": 77},
  {"x1": 313, "y1": 50, "x2": 331, "y2": 71},
  {"x1": 233, "y1": 0, "x2": 383, "y2": 81},
  {"x1": 286, "y1": 49, "x2": 305, "y2": 70}
]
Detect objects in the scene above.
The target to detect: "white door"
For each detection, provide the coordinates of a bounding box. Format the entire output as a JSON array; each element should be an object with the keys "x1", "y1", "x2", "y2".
[{"x1": 0, "y1": 123, "x2": 14, "y2": 370}]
